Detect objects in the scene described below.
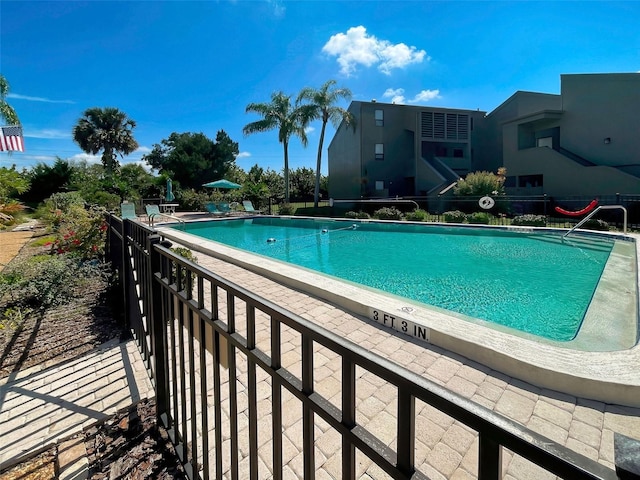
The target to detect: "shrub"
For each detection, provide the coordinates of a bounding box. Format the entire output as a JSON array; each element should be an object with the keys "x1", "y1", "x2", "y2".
[
  {"x1": 373, "y1": 207, "x2": 402, "y2": 220},
  {"x1": 581, "y1": 219, "x2": 610, "y2": 231},
  {"x1": 512, "y1": 214, "x2": 546, "y2": 227},
  {"x1": 404, "y1": 209, "x2": 428, "y2": 222},
  {"x1": 278, "y1": 203, "x2": 296, "y2": 215},
  {"x1": 46, "y1": 204, "x2": 108, "y2": 260},
  {"x1": 443, "y1": 210, "x2": 467, "y2": 223},
  {"x1": 171, "y1": 246, "x2": 198, "y2": 288},
  {"x1": 0, "y1": 254, "x2": 106, "y2": 311},
  {"x1": 345, "y1": 211, "x2": 370, "y2": 219},
  {"x1": 178, "y1": 188, "x2": 212, "y2": 211},
  {"x1": 468, "y1": 211, "x2": 492, "y2": 224}
]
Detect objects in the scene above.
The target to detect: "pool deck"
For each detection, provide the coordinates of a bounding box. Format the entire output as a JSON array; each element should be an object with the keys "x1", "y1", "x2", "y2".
[{"x1": 155, "y1": 216, "x2": 640, "y2": 478}]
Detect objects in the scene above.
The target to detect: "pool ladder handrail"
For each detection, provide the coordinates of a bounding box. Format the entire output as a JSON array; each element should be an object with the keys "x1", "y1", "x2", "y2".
[
  {"x1": 563, "y1": 205, "x2": 627, "y2": 239},
  {"x1": 149, "y1": 212, "x2": 186, "y2": 229}
]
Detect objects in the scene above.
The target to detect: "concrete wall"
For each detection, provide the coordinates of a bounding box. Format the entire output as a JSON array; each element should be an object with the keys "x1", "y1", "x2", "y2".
[
  {"x1": 505, "y1": 147, "x2": 640, "y2": 196},
  {"x1": 328, "y1": 102, "x2": 362, "y2": 199},
  {"x1": 560, "y1": 74, "x2": 640, "y2": 168}
]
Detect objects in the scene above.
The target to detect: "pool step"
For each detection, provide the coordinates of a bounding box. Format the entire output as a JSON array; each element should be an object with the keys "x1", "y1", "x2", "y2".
[{"x1": 531, "y1": 232, "x2": 615, "y2": 252}]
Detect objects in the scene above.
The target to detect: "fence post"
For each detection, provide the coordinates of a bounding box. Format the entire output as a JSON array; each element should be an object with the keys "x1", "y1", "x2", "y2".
[
  {"x1": 147, "y1": 234, "x2": 169, "y2": 421},
  {"x1": 614, "y1": 433, "x2": 640, "y2": 480},
  {"x1": 121, "y1": 219, "x2": 131, "y2": 332}
]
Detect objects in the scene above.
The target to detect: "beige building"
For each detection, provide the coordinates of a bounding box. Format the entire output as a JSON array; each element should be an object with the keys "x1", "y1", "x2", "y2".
[{"x1": 328, "y1": 73, "x2": 640, "y2": 199}]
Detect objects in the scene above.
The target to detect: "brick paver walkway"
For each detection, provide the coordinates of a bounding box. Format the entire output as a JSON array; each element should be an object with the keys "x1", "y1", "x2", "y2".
[
  {"x1": 0, "y1": 339, "x2": 154, "y2": 471},
  {"x1": 188, "y1": 252, "x2": 640, "y2": 479}
]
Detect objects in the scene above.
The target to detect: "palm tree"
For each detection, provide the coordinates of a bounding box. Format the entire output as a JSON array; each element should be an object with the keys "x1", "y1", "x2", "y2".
[
  {"x1": 243, "y1": 92, "x2": 313, "y2": 203},
  {"x1": 73, "y1": 107, "x2": 138, "y2": 173},
  {"x1": 297, "y1": 80, "x2": 355, "y2": 207},
  {"x1": 0, "y1": 74, "x2": 19, "y2": 125}
]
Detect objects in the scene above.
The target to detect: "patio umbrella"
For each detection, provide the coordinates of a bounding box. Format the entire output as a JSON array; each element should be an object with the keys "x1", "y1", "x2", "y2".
[
  {"x1": 165, "y1": 178, "x2": 175, "y2": 202},
  {"x1": 202, "y1": 179, "x2": 241, "y2": 189}
]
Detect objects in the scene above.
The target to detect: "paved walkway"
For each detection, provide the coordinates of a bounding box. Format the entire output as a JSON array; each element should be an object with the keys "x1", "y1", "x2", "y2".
[
  {"x1": 1, "y1": 231, "x2": 639, "y2": 478},
  {"x1": 189, "y1": 251, "x2": 640, "y2": 479},
  {"x1": 0, "y1": 339, "x2": 154, "y2": 472}
]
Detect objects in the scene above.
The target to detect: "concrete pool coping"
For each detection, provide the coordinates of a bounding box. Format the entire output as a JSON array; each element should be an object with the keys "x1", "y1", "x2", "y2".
[{"x1": 159, "y1": 221, "x2": 640, "y2": 408}]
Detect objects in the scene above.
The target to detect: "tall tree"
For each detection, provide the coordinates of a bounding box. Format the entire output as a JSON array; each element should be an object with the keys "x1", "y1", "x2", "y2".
[
  {"x1": 297, "y1": 80, "x2": 355, "y2": 207},
  {"x1": 243, "y1": 91, "x2": 313, "y2": 203},
  {"x1": 0, "y1": 74, "x2": 19, "y2": 125},
  {"x1": 143, "y1": 130, "x2": 238, "y2": 189},
  {"x1": 72, "y1": 107, "x2": 138, "y2": 173}
]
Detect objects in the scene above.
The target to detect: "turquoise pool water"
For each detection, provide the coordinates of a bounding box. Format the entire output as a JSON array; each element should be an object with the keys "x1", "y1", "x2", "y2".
[{"x1": 176, "y1": 218, "x2": 616, "y2": 341}]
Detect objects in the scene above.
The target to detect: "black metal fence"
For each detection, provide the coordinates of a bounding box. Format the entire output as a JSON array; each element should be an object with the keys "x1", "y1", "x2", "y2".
[{"x1": 105, "y1": 213, "x2": 631, "y2": 480}]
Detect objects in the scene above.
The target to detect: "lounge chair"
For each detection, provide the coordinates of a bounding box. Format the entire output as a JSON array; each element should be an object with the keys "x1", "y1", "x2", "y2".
[
  {"x1": 120, "y1": 203, "x2": 137, "y2": 220},
  {"x1": 205, "y1": 202, "x2": 225, "y2": 216},
  {"x1": 242, "y1": 200, "x2": 262, "y2": 214},
  {"x1": 217, "y1": 202, "x2": 234, "y2": 215}
]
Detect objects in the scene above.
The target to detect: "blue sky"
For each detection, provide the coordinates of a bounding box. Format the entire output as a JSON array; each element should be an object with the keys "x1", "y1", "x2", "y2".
[{"x1": 2, "y1": 1, "x2": 639, "y2": 176}]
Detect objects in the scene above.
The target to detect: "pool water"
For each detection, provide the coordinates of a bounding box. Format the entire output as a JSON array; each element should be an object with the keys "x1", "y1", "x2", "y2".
[{"x1": 177, "y1": 218, "x2": 615, "y2": 341}]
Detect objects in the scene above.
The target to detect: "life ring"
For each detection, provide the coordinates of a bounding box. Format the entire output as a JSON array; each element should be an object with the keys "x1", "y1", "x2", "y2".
[{"x1": 554, "y1": 199, "x2": 598, "y2": 216}]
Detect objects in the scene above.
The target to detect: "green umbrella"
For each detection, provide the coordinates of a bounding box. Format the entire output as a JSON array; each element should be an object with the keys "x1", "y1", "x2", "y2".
[
  {"x1": 202, "y1": 179, "x2": 241, "y2": 189},
  {"x1": 165, "y1": 178, "x2": 175, "y2": 202}
]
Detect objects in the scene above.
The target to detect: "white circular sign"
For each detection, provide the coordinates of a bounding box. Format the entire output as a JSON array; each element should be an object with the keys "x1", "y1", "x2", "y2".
[{"x1": 479, "y1": 196, "x2": 495, "y2": 209}]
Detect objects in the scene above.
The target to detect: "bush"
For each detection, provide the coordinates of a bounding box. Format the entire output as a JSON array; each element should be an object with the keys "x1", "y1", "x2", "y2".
[
  {"x1": 443, "y1": 210, "x2": 467, "y2": 223},
  {"x1": 45, "y1": 204, "x2": 108, "y2": 260},
  {"x1": 178, "y1": 188, "x2": 212, "y2": 211},
  {"x1": 404, "y1": 209, "x2": 428, "y2": 222},
  {"x1": 581, "y1": 219, "x2": 610, "y2": 231},
  {"x1": 468, "y1": 211, "x2": 492, "y2": 224},
  {"x1": 171, "y1": 246, "x2": 198, "y2": 288},
  {"x1": 345, "y1": 211, "x2": 370, "y2": 219},
  {"x1": 278, "y1": 203, "x2": 296, "y2": 215},
  {"x1": 512, "y1": 214, "x2": 546, "y2": 227},
  {"x1": 0, "y1": 254, "x2": 106, "y2": 311},
  {"x1": 373, "y1": 207, "x2": 402, "y2": 220}
]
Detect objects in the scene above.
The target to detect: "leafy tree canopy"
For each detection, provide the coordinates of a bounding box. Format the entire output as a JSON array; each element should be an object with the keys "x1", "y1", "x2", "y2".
[
  {"x1": 72, "y1": 107, "x2": 138, "y2": 173},
  {"x1": 143, "y1": 130, "x2": 239, "y2": 189},
  {"x1": 0, "y1": 166, "x2": 29, "y2": 202},
  {"x1": 22, "y1": 158, "x2": 74, "y2": 204},
  {"x1": 0, "y1": 74, "x2": 19, "y2": 125},
  {"x1": 289, "y1": 167, "x2": 315, "y2": 199}
]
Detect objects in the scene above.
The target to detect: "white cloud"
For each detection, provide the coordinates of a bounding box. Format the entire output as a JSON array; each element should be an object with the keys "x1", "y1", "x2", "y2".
[
  {"x1": 382, "y1": 88, "x2": 441, "y2": 104},
  {"x1": 410, "y1": 89, "x2": 441, "y2": 103},
  {"x1": 236, "y1": 151, "x2": 251, "y2": 159},
  {"x1": 322, "y1": 26, "x2": 428, "y2": 76},
  {"x1": 24, "y1": 128, "x2": 71, "y2": 139},
  {"x1": 134, "y1": 145, "x2": 151, "y2": 154},
  {"x1": 305, "y1": 126, "x2": 315, "y2": 134},
  {"x1": 382, "y1": 88, "x2": 406, "y2": 104},
  {"x1": 69, "y1": 153, "x2": 101, "y2": 164},
  {"x1": 7, "y1": 93, "x2": 75, "y2": 104},
  {"x1": 267, "y1": 0, "x2": 285, "y2": 17}
]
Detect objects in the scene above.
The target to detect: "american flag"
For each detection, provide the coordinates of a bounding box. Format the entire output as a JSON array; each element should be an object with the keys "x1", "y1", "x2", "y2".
[{"x1": 0, "y1": 125, "x2": 24, "y2": 152}]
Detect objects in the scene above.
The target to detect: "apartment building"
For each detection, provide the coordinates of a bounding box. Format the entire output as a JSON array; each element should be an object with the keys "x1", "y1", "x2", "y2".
[{"x1": 327, "y1": 73, "x2": 640, "y2": 199}]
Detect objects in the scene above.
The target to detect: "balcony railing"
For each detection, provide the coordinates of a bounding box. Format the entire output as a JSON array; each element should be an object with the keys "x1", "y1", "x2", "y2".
[{"x1": 105, "y1": 213, "x2": 636, "y2": 480}]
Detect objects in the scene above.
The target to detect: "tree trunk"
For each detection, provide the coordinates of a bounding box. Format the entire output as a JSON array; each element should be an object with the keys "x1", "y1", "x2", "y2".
[
  {"x1": 283, "y1": 139, "x2": 290, "y2": 203},
  {"x1": 314, "y1": 121, "x2": 327, "y2": 208}
]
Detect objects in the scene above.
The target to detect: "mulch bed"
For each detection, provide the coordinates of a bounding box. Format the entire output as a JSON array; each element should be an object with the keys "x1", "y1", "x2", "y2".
[
  {"x1": 0, "y1": 228, "x2": 186, "y2": 479},
  {"x1": 85, "y1": 399, "x2": 187, "y2": 480}
]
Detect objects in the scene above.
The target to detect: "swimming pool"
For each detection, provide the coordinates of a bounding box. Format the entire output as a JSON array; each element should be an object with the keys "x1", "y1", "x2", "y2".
[{"x1": 171, "y1": 217, "x2": 628, "y2": 342}]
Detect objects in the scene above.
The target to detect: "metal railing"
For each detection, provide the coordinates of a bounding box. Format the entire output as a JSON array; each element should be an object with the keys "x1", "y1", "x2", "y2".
[
  {"x1": 564, "y1": 205, "x2": 628, "y2": 238},
  {"x1": 105, "y1": 213, "x2": 634, "y2": 480}
]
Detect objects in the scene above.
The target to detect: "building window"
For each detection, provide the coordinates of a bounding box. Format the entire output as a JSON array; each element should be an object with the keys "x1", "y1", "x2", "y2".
[
  {"x1": 435, "y1": 146, "x2": 447, "y2": 157},
  {"x1": 375, "y1": 143, "x2": 384, "y2": 160},
  {"x1": 375, "y1": 180, "x2": 384, "y2": 190},
  {"x1": 518, "y1": 174, "x2": 543, "y2": 188},
  {"x1": 375, "y1": 109, "x2": 384, "y2": 126},
  {"x1": 536, "y1": 136, "x2": 553, "y2": 148},
  {"x1": 453, "y1": 148, "x2": 464, "y2": 158}
]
